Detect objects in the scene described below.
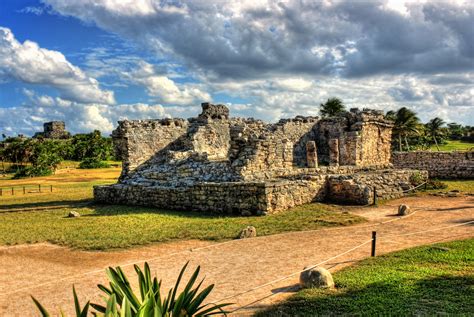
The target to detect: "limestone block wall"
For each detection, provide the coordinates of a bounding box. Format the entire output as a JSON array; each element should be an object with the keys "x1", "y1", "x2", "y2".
[
  {"x1": 358, "y1": 122, "x2": 392, "y2": 166},
  {"x1": 113, "y1": 119, "x2": 188, "y2": 178},
  {"x1": 314, "y1": 109, "x2": 393, "y2": 166},
  {"x1": 236, "y1": 118, "x2": 319, "y2": 180},
  {"x1": 327, "y1": 169, "x2": 428, "y2": 204},
  {"x1": 94, "y1": 177, "x2": 327, "y2": 215},
  {"x1": 391, "y1": 151, "x2": 474, "y2": 179},
  {"x1": 95, "y1": 169, "x2": 425, "y2": 214}
]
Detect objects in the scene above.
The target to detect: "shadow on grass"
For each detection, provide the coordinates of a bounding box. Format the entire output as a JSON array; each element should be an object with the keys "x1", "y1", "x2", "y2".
[
  {"x1": 85, "y1": 203, "x2": 247, "y2": 219},
  {"x1": 0, "y1": 199, "x2": 92, "y2": 212},
  {"x1": 258, "y1": 275, "x2": 474, "y2": 316}
]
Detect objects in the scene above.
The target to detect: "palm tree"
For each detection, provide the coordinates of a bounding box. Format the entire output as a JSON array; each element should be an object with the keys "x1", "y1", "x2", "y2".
[
  {"x1": 385, "y1": 110, "x2": 396, "y2": 121},
  {"x1": 426, "y1": 117, "x2": 445, "y2": 151},
  {"x1": 320, "y1": 98, "x2": 346, "y2": 117},
  {"x1": 392, "y1": 107, "x2": 420, "y2": 151}
]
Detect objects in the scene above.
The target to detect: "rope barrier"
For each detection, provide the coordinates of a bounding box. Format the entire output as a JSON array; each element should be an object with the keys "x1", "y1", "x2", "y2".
[
  {"x1": 226, "y1": 218, "x2": 474, "y2": 314},
  {"x1": 401, "y1": 181, "x2": 427, "y2": 194},
  {"x1": 380, "y1": 220, "x2": 474, "y2": 238},
  {"x1": 210, "y1": 239, "x2": 373, "y2": 306}
]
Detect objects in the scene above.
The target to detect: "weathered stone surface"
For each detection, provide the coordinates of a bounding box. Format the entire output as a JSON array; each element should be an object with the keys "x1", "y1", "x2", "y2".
[
  {"x1": 327, "y1": 170, "x2": 428, "y2": 205},
  {"x1": 398, "y1": 204, "x2": 411, "y2": 216},
  {"x1": 94, "y1": 102, "x2": 418, "y2": 214},
  {"x1": 239, "y1": 226, "x2": 257, "y2": 238},
  {"x1": 328, "y1": 138, "x2": 339, "y2": 166},
  {"x1": 33, "y1": 121, "x2": 70, "y2": 139},
  {"x1": 68, "y1": 211, "x2": 80, "y2": 218},
  {"x1": 299, "y1": 267, "x2": 334, "y2": 289},
  {"x1": 391, "y1": 151, "x2": 474, "y2": 179},
  {"x1": 306, "y1": 141, "x2": 318, "y2": 168},
  {"x1": 199, "y1": 102, "x2": 229, "y2": 120}
]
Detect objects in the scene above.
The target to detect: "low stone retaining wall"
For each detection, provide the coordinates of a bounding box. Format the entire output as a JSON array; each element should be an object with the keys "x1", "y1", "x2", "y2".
[
  {"x1": 94, "y1": 177, "x2": 327, "y2": 215},
  {"x1": 327, "y1": 169, "x2": 428, "y2": 205},
  {"x1": 95, "y1": 169, "x2": 425, "y2": 214},
  {"x1": 391, "y1": 151, "x2": 474, "y2": 179}
]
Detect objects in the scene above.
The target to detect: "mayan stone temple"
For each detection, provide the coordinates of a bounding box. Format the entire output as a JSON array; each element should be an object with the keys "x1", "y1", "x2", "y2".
[{"x1": 94, "y1": 103, "x2": 426, "y2": 215}]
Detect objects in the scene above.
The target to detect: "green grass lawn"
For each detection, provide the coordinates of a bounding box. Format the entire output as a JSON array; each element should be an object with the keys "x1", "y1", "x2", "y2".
[
  {"x1": 427, "y1": 140, "x2": 474, "y2": 151},
  {"x1": 0, "y1": 167, "x2": 364, "y2": 250},
  {"x1": 422, "y1": 179, "x2": 474, "y2": 194},
  {"x1": 258, "y1": 238, "x2": 474, "y2": 316},
  {"x1": 442, "y1": 180, "x2": 474, "y2": 193}
]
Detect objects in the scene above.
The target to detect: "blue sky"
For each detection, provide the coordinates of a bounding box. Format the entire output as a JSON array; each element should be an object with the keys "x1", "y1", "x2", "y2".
[{"x1": 0, "y1": 0, "x2": 473, "y2": 135}]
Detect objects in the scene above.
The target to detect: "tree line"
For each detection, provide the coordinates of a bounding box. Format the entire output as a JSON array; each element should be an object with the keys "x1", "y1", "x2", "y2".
[
  {"x1": 0, "y1": 130, "x2": 115, "y2": 178},
  {"x1": 320, "y1": 98, "x2": 474, "y2": 151}
]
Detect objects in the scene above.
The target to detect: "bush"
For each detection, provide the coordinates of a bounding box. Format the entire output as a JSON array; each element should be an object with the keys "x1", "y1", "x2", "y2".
[
  {"x1": 409, "y1": 171, "x2": 425, "y2": 186},
  {"x1": 13, "y1": 166, "x2": 52, "y2": 179},
  {"x1": 79, "y1": 158, "x2": 110, "y2": 169},
  {"x1": 425, "y1": 179, "x2": 448, "y2": 190},
  {"x1": 32, "y1": 262, "x2": 231, "y2": 316}
]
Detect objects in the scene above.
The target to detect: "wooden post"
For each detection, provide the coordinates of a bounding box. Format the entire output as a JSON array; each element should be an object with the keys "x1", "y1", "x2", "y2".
[
  {"x1": 50, "y1": 185, "x2": 53, "y2": 192},
  {"x1": 39, "y1": 184, "x2": 41, "y2": 193},
  {"x1": 371, "y1": 231, "x2": 377, "y2": 257},
  {"x1": 11, "y1": 187, "x2": 14, "y2": 195},
  {"x1": 0, "y1": 188, "x2": 2, "y2": 196},
  {"x1": 424, "y1": 182, "x2": 427, "y2": 191},
  {"x1": 23, "y1": 186, "x2": 26, "y2": 194},
  {"x1": 373, "y1": 187, "x2": 377, "y2": 206}
]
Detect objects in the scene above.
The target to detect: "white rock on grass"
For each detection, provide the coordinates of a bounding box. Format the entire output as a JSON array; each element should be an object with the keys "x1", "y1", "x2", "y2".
[
  {"x1": 299, "y1": 267, "x2": 335, "y2": 289},
  {"x1": 239, "y1": 226, "x2": 257, "y2": 239},
  {"x1": 68, "y1": 211, "x2": 81, "y2": 218}
]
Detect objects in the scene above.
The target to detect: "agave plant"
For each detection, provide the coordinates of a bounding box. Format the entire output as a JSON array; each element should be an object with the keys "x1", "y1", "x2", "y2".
[{"x1": 32, "y1": 262, "x2": 230, "y2": 316}]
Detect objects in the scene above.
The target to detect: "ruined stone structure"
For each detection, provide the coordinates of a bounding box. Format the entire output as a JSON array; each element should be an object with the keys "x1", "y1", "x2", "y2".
[
  {"x1": 33, "y1": 121, "x2": 70, "y2": 139},
  {"x1": 95, "y1": 103, "x2": 425, "y2": 214},
  {"x1": 392, "y1": 151, "x2": 474, "y2": 179}
]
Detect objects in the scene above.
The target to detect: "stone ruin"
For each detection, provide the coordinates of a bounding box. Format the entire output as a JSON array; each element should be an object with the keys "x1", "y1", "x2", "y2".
[
  {"x1": 33, "y1": 121, "x2": 71, "y2": 139},
  {"x1": 94, "y1": 103, "x2": 427, "y2": 215}
]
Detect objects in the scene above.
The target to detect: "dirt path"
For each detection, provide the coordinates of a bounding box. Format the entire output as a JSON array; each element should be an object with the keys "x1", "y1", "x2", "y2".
[{"x1": 0, "y1": 195, "x2": 473, "y2": 316}]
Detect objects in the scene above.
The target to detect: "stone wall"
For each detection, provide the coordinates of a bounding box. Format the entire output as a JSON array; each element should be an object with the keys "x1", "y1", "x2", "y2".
[
  {"x1": 33, "y1": 121, "x2": 70, "y2": 139},
  {"x1": 113, "y1": 104, "x2": 394, "y2": 183},
  {"x1": 391, "y1": 151, "x2": 474, "y2": 179},
  {"x1": 95, "y1": 169, "x2": 424, "y2": 214},
  {"x1": 112, "y1": 119, "x2": 189, "y2": 179},
  {"x1": 94, "y1": 177, "x2": 327, "y2": 215},
  {"x1": 97, "y1": 103, "x2": 406, "y2": 214},
  {"x1": 327, "y1": 169, "x2": 428, "y2": 204}
]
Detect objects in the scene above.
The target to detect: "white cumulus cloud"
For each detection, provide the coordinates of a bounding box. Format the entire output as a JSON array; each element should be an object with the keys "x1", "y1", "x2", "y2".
[{"x1": 0, "y1": 27, "x2": 115, "y2": 105}]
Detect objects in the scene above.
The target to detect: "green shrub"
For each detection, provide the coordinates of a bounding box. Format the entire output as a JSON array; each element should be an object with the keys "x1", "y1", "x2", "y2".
[
  {"x1": 79, "y1": 158, "x2": 110, "y2": 169},
  {"x1": 409, "y1": 171, "x2": 425, "y2": 186},
  {"x1": 32, "y1": 262, "x2": 230, "y2": 316},
  {"x1": 13, "y1": 166, "x2": 53, "y2": 179}
]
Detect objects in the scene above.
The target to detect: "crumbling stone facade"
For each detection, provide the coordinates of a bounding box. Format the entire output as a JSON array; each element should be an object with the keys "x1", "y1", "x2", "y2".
[
  {"x1": 33, "y1": 121, "x2": 70, "y2": 139},
  {"x1": 95, "y1": 103, "x2": 424, "y2": 214}
]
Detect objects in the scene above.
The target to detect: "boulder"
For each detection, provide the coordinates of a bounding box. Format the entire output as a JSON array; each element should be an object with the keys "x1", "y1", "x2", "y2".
[
  {"x1": 299, "y1": 267, "x2": 334, "y2": 289},
  {"x1": 68, "y1": 211, "x2": 81, "y2": 218},
  {"x1": 239, "y1": 226, "x2": 257, "y2": 239},
  {"x1": 398, "y1": 204, "x2": 411, "y2": 216}
]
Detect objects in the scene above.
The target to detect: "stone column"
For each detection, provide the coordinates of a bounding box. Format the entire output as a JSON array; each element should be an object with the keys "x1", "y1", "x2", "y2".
[
  {"x1": 306, "y1": 141, "x2": 318, "y2": 168},
  {"x1": 329, "y1": 138, "x2": 340, "y2": 166}
]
